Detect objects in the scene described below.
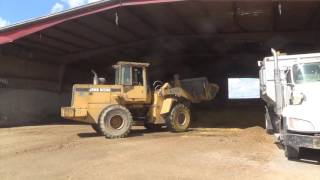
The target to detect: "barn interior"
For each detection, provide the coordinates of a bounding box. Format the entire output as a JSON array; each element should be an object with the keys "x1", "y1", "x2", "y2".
[{"x1": 1, "y1": 0, "x2": 320, "y2": 127}]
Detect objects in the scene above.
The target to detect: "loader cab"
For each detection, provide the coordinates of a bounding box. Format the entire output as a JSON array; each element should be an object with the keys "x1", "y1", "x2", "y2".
[{"x1": 113, "y1": 61, "x2": 151, "y2": 103}]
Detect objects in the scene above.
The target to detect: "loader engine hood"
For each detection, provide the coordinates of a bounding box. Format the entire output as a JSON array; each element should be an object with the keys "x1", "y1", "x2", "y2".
[{"x1": 71, "y1": 84, "x2": 122, "y2": 108}]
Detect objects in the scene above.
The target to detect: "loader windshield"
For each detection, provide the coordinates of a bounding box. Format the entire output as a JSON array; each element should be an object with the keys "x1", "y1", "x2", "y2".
[
  {"x1": 293, "y1": 62, "x2": 320, "y2": 84},
  {"x1": 114, "y1": 65, "x2": 132, "y2": 85}
]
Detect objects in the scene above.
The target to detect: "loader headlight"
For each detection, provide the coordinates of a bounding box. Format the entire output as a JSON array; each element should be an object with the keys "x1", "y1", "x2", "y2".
[{"x1": 287, "y1": 118, "x2": 315, "y2": 132}]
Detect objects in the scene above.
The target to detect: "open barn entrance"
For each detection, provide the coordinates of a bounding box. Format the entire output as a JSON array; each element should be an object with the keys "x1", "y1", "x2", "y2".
[{"x1": 1, "y1": 0, "x2": 320, "y2": 127}]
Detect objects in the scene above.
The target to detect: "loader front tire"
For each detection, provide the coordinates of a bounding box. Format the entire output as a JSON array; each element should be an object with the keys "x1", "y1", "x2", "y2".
[
  {"x1": 98, "y1": 105, "x2": 133, "y2": 139},
  {"x1": 166, "y1": 103, "x2": 191, "y2": 132}
]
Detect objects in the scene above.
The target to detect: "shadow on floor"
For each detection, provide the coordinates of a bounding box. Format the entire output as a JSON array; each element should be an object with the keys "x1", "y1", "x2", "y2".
[
  {"x1": 0, "y1": 119, "x2": 88, "y2": 128},
  {"x1": 2, "y1": 105, "x2": 266, "y2": 130},
  {"x1": 77, "y1": 127, "x2": 191, "y2": 139},
  {"x1": 191, "y1": 105, "x2": 265, "y2": 129}
]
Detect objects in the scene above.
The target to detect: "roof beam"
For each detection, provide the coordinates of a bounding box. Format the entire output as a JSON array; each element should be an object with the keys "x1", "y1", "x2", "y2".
[
  {"x1": 13, "y1": 42, "x2": 56, "y2": 56},
  {"x1": 196, "y1": 1, "x2": 210, "y2": 17},
  {"x1": 125, "y1": 7, "x2": 158, "y2": 32},
  {"x1": 96, "y1": 13, "x2": 144, "y2": 40},
  {"x1": 53, "y1": 26, "x2": 105, "y2": 47},
  {"x1": 61, "y1": 39, "x2": 151, "y2": 64},
  {"x1": 7, "y1": 42, "x2": 58, "y2": 63},
  {"x1": 165, "y1": 4, "x2": 212, "y2": 53},
  {"x1": 37, "y1": 32, "x2": 87, "y2": 49},
  {"x1": 232, "y1": 2, "x2": 246, "y2": 32},
  {"x1": 272, "y1": 2, "x2": 279, "y2": 32},
  {"x1": 73, "y1": 19, "x2": 123, "y2": 43},
  {"x1": 306, "y1": 4, "x2": 320, "y2": 29},
  {"x1": 21, "y1": 38, "x2": 68, "y2": 54},
  {"x1": 133, "y1": 6, "x2": 170, "y2": 35},
  {"x1": 59, "y1": 30, "x2": 319, "y2": 64},
  {"x1": 165, "y1": 4, "x2": 196, "y2": 34}
]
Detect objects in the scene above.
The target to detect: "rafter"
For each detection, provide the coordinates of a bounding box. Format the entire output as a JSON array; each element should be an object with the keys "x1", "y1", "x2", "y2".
[
  {"x1": 58, "y1": 30, "x2": 319, "y2": 64},
  {"x1": 165, "y1": 4, "x2": 212, "y2": 53},
  {"x1": 37, "y1": 32, "x2": 87, "y2": 49},
  {"x1": 21, "y1": 38, "x2": 68, "y2": 54},
  {"x1": 54, "y1": 26, "x2": 105, "y2": 47},
  {"x1": 165, "y1": 4, "x2": 197, "y2": 34},
  {"x1": 272, "y1": 2, "x2": 279, "y2": 32},
  {"x1": 96, "y1": 13, "x2": 144, "y2": 40},
  {"x1": 8, "y1": 42, "x2": 58, "y2": 63},
  {"x1": 232, "y1": 2, "x2": 246, "y2": 32},
  {"x1": 306, "y1": 4, "x2": 320, "y2": 30},
  {"x1": 125, "y1": 7, "x2": 158, "y2": 32},
  {"x1": 73, "y1": 19, "x2": 123, "y2": 43}
]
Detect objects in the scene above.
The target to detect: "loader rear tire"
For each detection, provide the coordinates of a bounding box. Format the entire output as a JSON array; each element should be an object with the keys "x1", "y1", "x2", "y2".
[
  {"x1": 91, "y1": 124, "x2": 103, "y2": 135},
  {"x1": 98, "y1": 105, "x2": 133, "y2": 139},
  {"x1": 166, "y1": 103, "x2": 191, "y2": 132}
]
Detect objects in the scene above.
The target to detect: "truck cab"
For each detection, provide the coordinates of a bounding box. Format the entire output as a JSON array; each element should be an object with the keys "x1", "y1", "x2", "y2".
[{"x1": 259, "y1": 50, "x2": 320, "y2": 159}]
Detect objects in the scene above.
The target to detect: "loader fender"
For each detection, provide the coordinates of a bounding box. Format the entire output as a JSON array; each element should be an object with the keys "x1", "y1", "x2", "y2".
[{"x1": 160, "y1": 98, "x2": 175, "y2": 114}]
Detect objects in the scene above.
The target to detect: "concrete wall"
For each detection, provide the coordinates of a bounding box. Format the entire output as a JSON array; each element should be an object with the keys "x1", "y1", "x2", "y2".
[
  {"x1": 0, "y1": 55, "x2": 71, "y2": 127},
  {"x1": 0, "y1": 89, "x2": 70, "y2": 127},
  {"x1": 0, "y1": 55, "x2": 61, "y2": 82}
]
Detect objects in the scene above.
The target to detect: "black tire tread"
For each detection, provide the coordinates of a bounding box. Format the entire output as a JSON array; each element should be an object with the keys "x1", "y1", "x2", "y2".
[
  {"x1": 98, "y1": 105, "x2": 133, "y2": 139},
  {"x1": 166, "y1": 103, "x2": 191, "y2": 132}
]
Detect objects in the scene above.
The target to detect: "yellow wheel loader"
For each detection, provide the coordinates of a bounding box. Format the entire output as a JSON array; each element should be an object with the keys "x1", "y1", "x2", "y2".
[{"x1": 61, "y1": 61, "x2": 219, "y2": 138}]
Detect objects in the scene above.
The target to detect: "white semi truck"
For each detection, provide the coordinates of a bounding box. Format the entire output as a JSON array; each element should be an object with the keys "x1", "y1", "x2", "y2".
[{"x1": 258, "y1": 49, "x2": 320, "y2": 159}]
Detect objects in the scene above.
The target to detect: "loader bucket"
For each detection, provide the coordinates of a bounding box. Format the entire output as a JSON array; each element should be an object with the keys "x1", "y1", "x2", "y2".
[{"x1": 179, "y1": 77, "x2": 219, "y2": 103}]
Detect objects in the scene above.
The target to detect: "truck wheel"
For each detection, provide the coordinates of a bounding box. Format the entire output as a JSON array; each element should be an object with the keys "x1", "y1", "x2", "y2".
[
  {"x1": 166, "y1": 103, "x2": 191, "y2": 132},
  {"x1": 285, "y1": 145, "x2": 299, "y2": 160},
  {"x1": 98, "y1": 105, "x2": 133, "y2": 139},
  {"x1": 91, "y1": 124, "x2": 103, "y2": 135},
  {"x1": 144, "y1": 123, "x2": 163, "y2": 131}
]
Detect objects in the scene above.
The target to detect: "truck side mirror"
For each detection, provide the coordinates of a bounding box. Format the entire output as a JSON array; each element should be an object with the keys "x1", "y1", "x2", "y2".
[{"x1": 291, "y1": 91, "x2": 304, "y2": 105}]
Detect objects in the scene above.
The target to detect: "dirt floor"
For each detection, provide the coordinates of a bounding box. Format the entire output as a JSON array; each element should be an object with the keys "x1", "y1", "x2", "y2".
[{"x1": 0, "y1": 106, "x2": 319, "y2": 180}]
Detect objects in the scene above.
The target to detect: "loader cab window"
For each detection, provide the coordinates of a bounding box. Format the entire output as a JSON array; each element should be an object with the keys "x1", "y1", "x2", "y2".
[
  {"x1": 121, "y1": 65, "x2": 132, "y2": 86},
  {"x1": 115, "y1": 65, "x2": 132, "y2": 85},
  {"x1": 132, "y1": 67, "x2": 143, "y2": 86},
  {"x1": 115, "y1": 65, "x2": 144, "y2": 86}
]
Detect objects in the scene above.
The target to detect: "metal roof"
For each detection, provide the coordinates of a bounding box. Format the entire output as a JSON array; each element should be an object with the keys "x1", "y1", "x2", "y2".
[
  {"x1": 0, "y1": 0, "x2": 320, "y2": 68},
  {"x1": 0, "y1": 0, "x2": 182, "y2": 45}
]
